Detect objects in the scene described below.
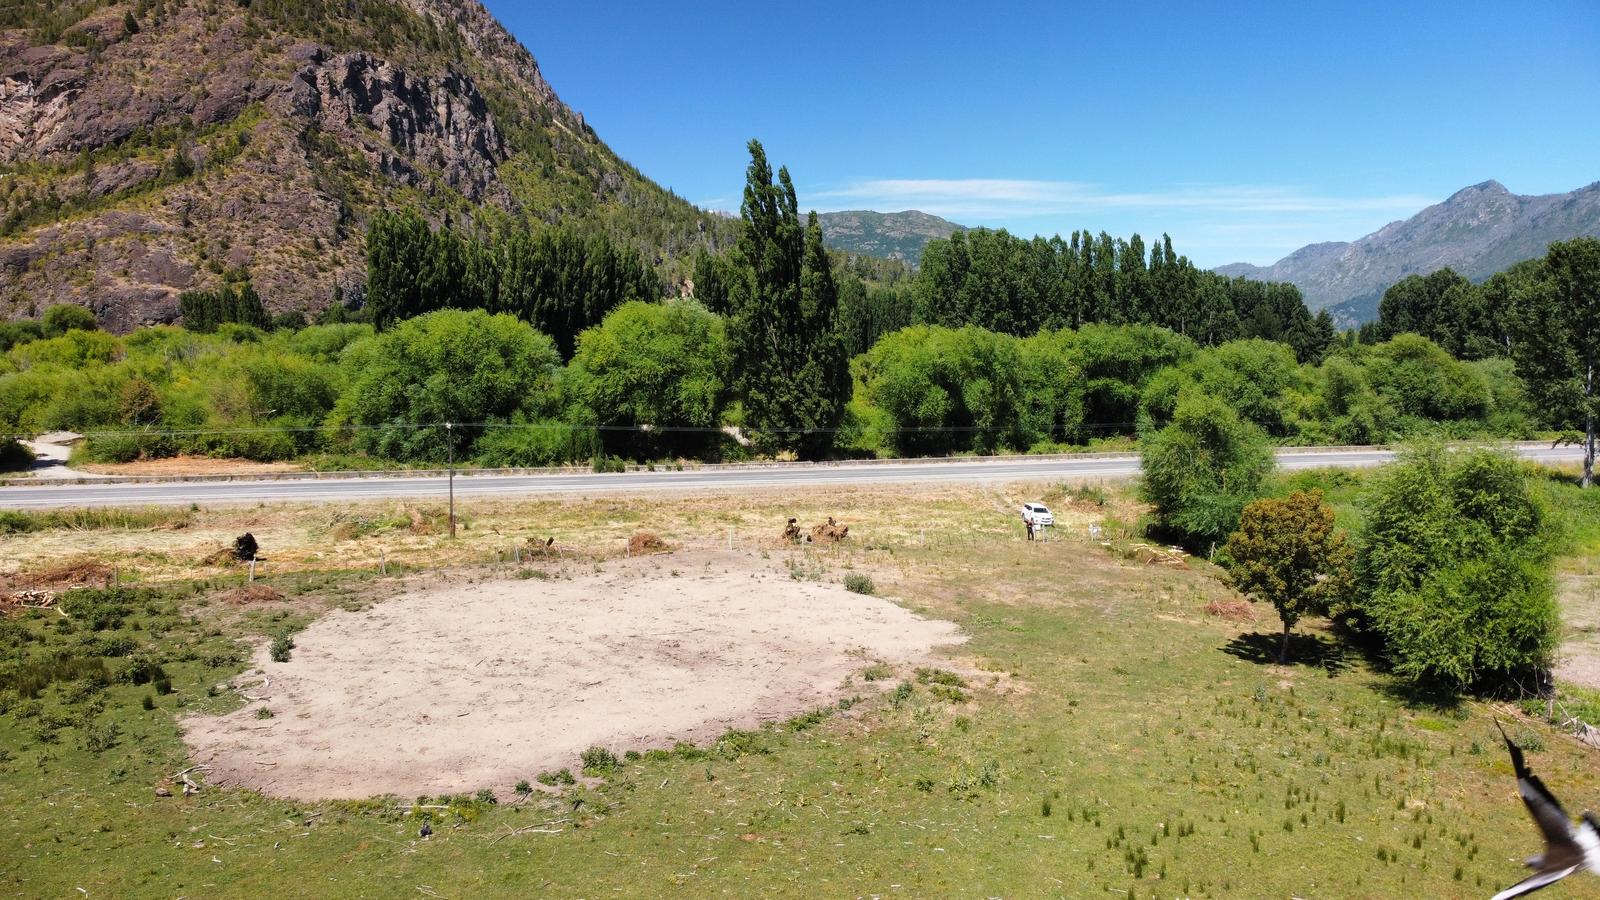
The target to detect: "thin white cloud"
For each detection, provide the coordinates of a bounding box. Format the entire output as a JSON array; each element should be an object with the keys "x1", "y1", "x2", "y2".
[{"x1": 808, "y1": 178, "x2": 1434, "y2": 220}]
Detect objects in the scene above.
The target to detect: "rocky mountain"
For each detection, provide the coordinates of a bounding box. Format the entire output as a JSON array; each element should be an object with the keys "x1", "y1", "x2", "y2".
[
  {"x1": 1216, "y1": 180, "x2": 1600, "y2": 324},
  {"x1": 817, "y1": 209, "x2": 964, "y2": 266},
  {"x1": 0, "y1": 0, "x2": 734, "y2": 329}
]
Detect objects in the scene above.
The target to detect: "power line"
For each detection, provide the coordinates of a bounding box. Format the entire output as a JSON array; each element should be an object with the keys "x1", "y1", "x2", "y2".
[{"x1": 3, "y1": 420, "x2": 1143, "y2": 441}]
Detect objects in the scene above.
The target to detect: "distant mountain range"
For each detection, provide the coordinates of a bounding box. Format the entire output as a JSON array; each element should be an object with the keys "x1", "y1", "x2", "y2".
[
  {"x1": 816, "y1": 210, "x2": 964, "y2": 265},
  {"x1": 1215, "y1": 180, "x2": 1600, "y2": 324}
]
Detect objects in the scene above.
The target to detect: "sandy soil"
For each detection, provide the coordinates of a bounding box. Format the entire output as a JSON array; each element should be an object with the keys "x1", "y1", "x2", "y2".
[
  {"x1": 1555, "y1": 572, "x2": 1600, "y2": 689},
  {"x1": 78, "y1": 456, "x2": 303, "y2": 476},
  {"x1": 181, "y1": 551, "x2": 964, "y2": 800}
]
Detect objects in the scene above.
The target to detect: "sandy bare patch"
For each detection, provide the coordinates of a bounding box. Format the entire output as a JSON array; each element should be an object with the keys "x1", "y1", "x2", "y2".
[
  {"x1": 79, "y1": 456, "x2": 302, "y2": 476},
  {"x1": 1556, "y1": 573, "x2": 1600, "y2": 690},
  {"x1": 182, "y1": 551, "x2": 963, "y2": 800}
]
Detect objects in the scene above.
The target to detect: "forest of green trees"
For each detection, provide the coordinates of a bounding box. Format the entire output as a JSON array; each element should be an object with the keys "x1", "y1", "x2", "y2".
[{"x1": 1, "y1": 144, "x2": 1595, "y2": 481}]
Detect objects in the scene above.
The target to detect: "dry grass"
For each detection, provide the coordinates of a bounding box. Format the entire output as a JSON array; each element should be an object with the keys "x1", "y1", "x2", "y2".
[
  {"x1": 1204, "y1": 598, "x2": 1257, "y2": 622},
  {"x1": 0, "y1": 480, "x2": 1134, "y2": 586}
]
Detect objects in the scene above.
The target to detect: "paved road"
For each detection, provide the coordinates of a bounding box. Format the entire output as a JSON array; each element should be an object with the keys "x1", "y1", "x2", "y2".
[{"x1": 0, "y1": 445, "x2": 1584, "y2": 509}]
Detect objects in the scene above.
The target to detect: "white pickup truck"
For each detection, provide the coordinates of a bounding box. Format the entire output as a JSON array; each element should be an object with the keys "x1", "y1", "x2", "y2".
[{"x1": 1021, "y1": 502, "x2": 1054, "y2": 528}]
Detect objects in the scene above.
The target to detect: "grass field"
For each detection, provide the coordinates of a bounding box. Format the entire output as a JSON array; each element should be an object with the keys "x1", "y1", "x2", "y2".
[{"x1": 3, "y1": 477, "x2": 1600, "y2": 897}]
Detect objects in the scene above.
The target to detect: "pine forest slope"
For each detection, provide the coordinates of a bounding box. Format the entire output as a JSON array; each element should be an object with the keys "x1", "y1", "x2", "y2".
[
  {"x1": 1215, "y1": 180, "x2": 1600, "y2": 323},
  {"x1": 0, "y1": 0, "x2": 735, "y2": 329}
]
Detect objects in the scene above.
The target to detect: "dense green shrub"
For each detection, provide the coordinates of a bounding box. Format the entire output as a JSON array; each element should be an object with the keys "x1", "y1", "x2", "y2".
[
  {"x1": 59, "y1": 588, "x2": 147, "y2": 632},
  {"x1": 6, "y1": 329, "x2": 120, "y2": 370},
  {"x1": 1139, "y1": 339, "x2": 1306, "y2": 436},
  {"x1": 1140, "y1": 392, "x2": 1274, "y2": 547},
  {"x1": 1356, "y1": 445, "x2": 1557, "y2": 688},
  {"x1": 568, "y1": 300, "x2": 731, "y2": 459},
  {"x1": 0, "y1": 319, "x2": 45, "y2": 352},
  {"x1": 40, "y1": 304, "x2": 99, "y2": 336},
  {"x1": 1065, "y1": 323, "x2": 1196, "y2": 434},
  {"x1": 1363, "y1": 334, "x2": 1489, "y2": 422},
  {"x1": 857, "y1": 325, "x2": 1043, "y2": 456},
  {"x1": 332, "y1": 309, "x2": 560, "y2": 462},
  {"x1": 473, "y1": 419, "x2": 597, "y2": 468}
]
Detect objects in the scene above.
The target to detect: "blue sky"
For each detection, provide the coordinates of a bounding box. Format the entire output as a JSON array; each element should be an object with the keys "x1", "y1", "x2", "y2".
[{"x1": 482, "y1": 0, "x2": 1599, "y2": 266}]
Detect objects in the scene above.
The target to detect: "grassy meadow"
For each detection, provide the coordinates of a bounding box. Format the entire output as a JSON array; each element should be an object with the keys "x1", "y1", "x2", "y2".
[{"x1": 2, "y1": 476, "x2": 1599, "y2": 898}]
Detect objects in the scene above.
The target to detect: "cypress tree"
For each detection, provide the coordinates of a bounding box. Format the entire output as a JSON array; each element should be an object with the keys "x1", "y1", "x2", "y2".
[{"x1": 725, "y1": 140, "x2": 849, "y2": 459}]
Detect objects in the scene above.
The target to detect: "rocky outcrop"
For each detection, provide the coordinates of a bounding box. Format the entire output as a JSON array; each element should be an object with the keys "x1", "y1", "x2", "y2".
[
  {"x1": 287, "y1": 49, "x2": 507, "y2": 203},
  {"x1": 0, "y1": 0, "x2": 729, "y2": 328},
  {"x1": 0, "y1": 40, "x2": 88, "y2": 161}
]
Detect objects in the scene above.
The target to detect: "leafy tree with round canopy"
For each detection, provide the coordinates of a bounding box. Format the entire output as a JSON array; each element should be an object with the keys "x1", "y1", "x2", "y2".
[
  {"x1": 1140, "y1": 392, "x2": 1274, "y2": 548},
  {"x1": 1358, "y1": 444, "x2": 1558, "y2": 688},
  {"x1": 857, "y1": 325, "x2": 1038, "y2": 457},
  {"x1": 568, "y1": 300, "x2": 731, "y2": 459},
  {"x1": 333, "y1": 310, "x2": 560, "y2": 462},
  {"x1": 41, "y1": 304, "x2": 98, "y2": 337},
  {"x1": 1363, "y1": 333, "x2": 1489, "y2": 422},
  {"x1": 1221, "y1": 490, "x2": 1354, "y2": 663},
  {"x1": 1508, "y1": 237, "x2": 1600, "y2": 487}
]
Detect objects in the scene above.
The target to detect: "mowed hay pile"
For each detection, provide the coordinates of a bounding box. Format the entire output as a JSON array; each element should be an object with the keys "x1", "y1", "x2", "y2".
[
  {"x1": 2, "y1": 559, "x2": 114, "y2": 592},
  {"x1": 1, "y1": 558, "x2": 115, "y2": 615},
  {"x1": 220, "y1": 585, "x2": 286, "y2": 606},
  {"x1": 1204, "y1": 598, "x2": 1255, "y2": 622},
  {"x1": 628, "y1": 532, "x2": 671, "y2": 554}
]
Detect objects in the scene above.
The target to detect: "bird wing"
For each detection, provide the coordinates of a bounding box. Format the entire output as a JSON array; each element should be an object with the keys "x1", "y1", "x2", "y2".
[
  {"x1": 1498, "y1": 721, "x2": 1580, "y2": 858},
  {"x1": 1490, "y1": 864, "x2": 1581, "y2": 900}
]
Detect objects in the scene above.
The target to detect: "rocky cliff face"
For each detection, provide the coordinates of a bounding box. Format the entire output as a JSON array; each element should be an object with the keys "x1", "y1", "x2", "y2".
[
  {"x1": 1215, "y1": 180, "x2": 1600, "y2": 321},
  {"x1": 288, "y1": 47, "x2": 507, "y2": 204},
  {"x1": 0, "y1": 0, "x2": 727, "y2": 329}
]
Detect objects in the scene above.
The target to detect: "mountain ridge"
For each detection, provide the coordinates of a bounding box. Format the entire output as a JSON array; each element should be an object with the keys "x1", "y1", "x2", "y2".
[
  {"x1": 1215, "y1": 179, "x2": 1600, "y2": 322},
  {"x1": 816, "y1": 209, "x2": 964, "y2": 265},
  {"x1": 0, "y1": 0, "x2": 733, "y2": 329}
]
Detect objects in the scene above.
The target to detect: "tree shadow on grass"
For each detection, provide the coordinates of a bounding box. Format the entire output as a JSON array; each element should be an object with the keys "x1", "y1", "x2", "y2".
[
  {"x1": 1372, "y1": 677, "x2": 1466, "y2": 714},
  {"x1": 1223, "y1": 631, "x2": 1351, "y2": 676}
]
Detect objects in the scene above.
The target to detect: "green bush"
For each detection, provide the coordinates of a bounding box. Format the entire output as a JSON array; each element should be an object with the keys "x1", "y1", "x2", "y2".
[
  {"x1": 843, "y1": 573, "x2": 875, "y2": 594},
  {"x1": 1356, "y1": 445, "x2": 1557, "y2": 689},
  {"x1": 580, "y1": 746, "x2": 619, "y2": 773},
  {"x1": 269, "y1": 634, "x2": 294, "y2": 663},
  {"x1": 82, "y1": 430, "x2": 179, "y2": 464},
  {"x1": 473, "y1": 419, "x2": 597, "y2": 468},
  {"x1": 568, "y1": 300, "x2": 731, "y2": 460},
  {"x1": 41, "y1": 304, "x2": 99, "y2": 336},
  {"x1": 60, "y1": 587, "x2": 145, "y2": 631},
  {"x1": 334, "y1": 309, "x2": 561, "y2": 462},
  {"x1": 1140, "y1": 393, "x2": 1274, "y2": 547}
]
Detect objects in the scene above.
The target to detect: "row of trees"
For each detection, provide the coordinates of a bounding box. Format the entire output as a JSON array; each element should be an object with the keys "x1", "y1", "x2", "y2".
[
  {"x1": 1370, "y1": 238, "x2": 1599, "y2": 485},
  {"x1": 365, "y1": 211, "x2": 663, "y2": 358},
  {"x1": 0, "y1": 308, "x2": 1553, "y2": 468},
  {"x1": 914, "y1": 228, "x2": 1336, "y2": 361},
  {"x1": 850, "y1": 325, "x2": 1532, "y2": 459}
]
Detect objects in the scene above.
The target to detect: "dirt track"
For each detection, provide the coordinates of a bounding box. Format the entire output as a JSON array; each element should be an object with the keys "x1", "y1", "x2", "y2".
[{"x1": 182, "y1": 551, "x2": 964, "y2": 800}]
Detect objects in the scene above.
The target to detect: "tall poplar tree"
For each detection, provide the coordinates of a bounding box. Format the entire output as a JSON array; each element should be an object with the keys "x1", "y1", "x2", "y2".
[{"x1": 725, "y1": 140, "x2": 849, "y2": 459}]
